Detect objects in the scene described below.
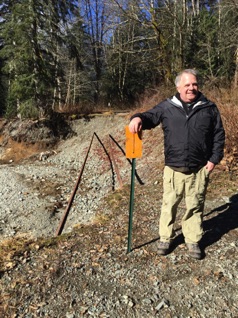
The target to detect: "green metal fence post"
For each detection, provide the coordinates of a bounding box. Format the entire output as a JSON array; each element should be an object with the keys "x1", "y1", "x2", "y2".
[{"x1": 127, "y1": 158, "x2": 136, "y2": 253}]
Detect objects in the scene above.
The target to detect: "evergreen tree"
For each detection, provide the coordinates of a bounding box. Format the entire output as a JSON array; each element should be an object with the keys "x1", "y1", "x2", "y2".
[
  {"x1": 218, "y1": 0, "x2": 238, "y2": 84},
  {"x1": 63, "y1": 14, "x2": 93, "y2": 108},
  {"x1": 185, "y1": 9, "x2": 220, "y2": 77},
  {"x1": 0, "y1": 0, "x2": 236, "y2": 115},
  {"x1": 0, "y1": 0, "x2": 78, "y2": 118}
]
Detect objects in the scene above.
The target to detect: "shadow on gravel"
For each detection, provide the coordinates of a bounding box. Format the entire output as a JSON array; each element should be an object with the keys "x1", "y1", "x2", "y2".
[
  {"x1": 171, "y1": 194, "x2": 238, "y2": 257},
  {"x1": 200, "y1": 193, "x2": 238, "y2": 250},
  {"x1": 133, "y1": 237, "x2": 160, "y2": 251}
]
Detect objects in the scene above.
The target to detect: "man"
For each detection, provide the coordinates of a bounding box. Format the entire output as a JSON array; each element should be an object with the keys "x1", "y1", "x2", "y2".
[{"x1": 129, "y1": 69, "x2": 225, "y2": 259}]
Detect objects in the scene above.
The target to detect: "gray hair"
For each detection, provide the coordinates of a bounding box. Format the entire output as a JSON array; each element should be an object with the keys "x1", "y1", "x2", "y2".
[{"x1": 175, "y1": 69, "x2": 199, "y2": 87}]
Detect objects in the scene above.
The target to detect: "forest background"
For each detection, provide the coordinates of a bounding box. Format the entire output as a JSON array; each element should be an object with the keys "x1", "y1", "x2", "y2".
[
  {"x1": 0, "y1": 0, "x2": 238, "y2": 168},
  {"x1": 0, "y1": 0, "x2": 237, "y2": 116}
]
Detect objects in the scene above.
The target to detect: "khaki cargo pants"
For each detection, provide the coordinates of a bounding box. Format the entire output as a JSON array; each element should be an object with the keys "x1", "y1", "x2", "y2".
[{"x1": 159, "y1": 166, "x2": 210, "y2": 244}]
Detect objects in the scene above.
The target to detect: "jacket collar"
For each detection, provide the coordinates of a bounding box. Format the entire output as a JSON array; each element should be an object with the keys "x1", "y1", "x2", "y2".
[{"x1": 169, "y1": 92, "x2": 209, "y2": 108}]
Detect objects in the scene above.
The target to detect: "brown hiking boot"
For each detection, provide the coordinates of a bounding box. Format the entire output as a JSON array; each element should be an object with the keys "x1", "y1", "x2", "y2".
[
  {"x1": 186, "y1": 243, "x2": 202, "y2": 259},
  {"x1": 158, "y1": 241, "x2": 171, "y2": 255}
]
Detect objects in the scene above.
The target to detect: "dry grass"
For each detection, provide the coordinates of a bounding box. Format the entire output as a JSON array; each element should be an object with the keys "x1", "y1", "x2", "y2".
[
  {"x1": 0, "y1": 233, "x2": 66, "y2": 272},
  {"x1": 0, "y1": 138, "x2": 42, "y2": 163},
  {"x1": 219, "y1": 104, "x2": 238, "y2": 172},
  {"x1": 132, "y1": 85, "x2": 174, "y2": 114},
  {"x1": 0, "y1": 234, "x2": 35, "y2": 271},
  {"x1": 205, "y1": 88, "x2": 238, "y2": 173}
]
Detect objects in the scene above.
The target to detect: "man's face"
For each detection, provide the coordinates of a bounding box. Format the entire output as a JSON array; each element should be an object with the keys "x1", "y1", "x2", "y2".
[{"x1": 177, "y1": 73, "x2": 199, "y2": 103}]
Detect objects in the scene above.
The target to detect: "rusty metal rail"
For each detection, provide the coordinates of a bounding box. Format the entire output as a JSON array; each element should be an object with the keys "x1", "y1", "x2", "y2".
[
  {"x1": 55, "y1": 133, "x2": 95, "y2": 236},
  {"x1": 94, "y1": 132, "x2": 116, "y2": 191},
  {"x1": 109, "y1": 136, "x2": 123, "y2": 188},
  {"x1": 55, "y1": 132, "x2": 125, "y2": 236}
]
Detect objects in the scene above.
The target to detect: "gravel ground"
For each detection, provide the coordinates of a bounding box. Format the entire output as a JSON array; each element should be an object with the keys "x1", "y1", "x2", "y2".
[
  {"x1": 0, "y1": 114, "x2": 238, "y2": 318},
  {"x1": 0, "y1": 114, "x2": 130, "y2": 239}
]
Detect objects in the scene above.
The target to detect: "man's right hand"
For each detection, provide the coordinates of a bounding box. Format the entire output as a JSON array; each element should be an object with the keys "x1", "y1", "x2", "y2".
[{"x1": 129, "y1": 117, "x2": 142, "y2": 133}]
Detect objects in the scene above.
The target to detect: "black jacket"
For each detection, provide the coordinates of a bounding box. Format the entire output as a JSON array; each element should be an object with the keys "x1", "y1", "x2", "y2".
[{"x1": 131, "y1": 93, "x2": 225, "y2": 169}]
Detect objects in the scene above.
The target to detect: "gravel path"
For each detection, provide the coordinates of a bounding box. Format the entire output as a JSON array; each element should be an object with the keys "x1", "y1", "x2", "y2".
[{"x1": 0, "y1": 114, "x2": 131, "y2": 240}]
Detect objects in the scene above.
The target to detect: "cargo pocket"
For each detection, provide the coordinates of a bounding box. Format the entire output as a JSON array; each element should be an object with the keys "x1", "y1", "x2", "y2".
[
  {"x1": 197, "y1": 166, "x2": 209, "y2": 195},
  {"x1": 163, "y1": 166, "x2": 175, "y2": 193}
]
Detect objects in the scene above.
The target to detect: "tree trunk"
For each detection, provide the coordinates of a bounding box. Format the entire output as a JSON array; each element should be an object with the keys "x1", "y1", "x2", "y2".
[{"x1": 234, "y1": 47, "x2": 238, "y2": 89}]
